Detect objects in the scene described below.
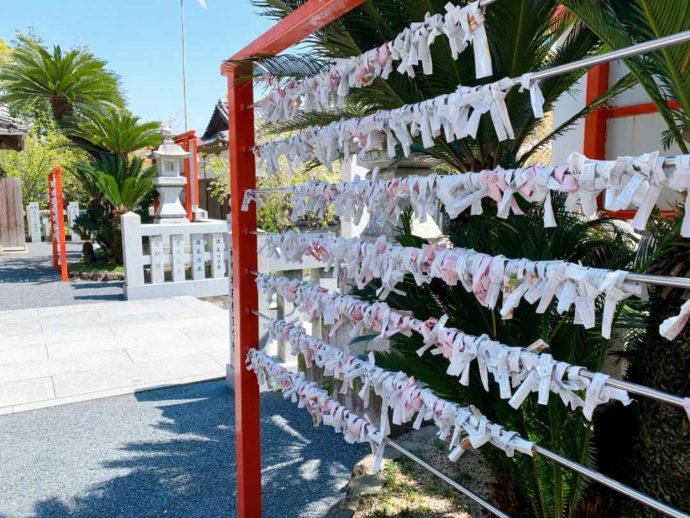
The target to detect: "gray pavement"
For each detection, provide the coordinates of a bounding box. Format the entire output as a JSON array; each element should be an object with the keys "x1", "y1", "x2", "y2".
[
  {"x1": 0, "y1": 380, "x2": 368, "y2": 518},
  {"x1": 0, "y1": 242, "x2": 124, "y2": 311}
]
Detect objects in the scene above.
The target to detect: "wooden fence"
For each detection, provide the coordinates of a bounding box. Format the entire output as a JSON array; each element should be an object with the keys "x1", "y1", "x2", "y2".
[{"x1": 0, "y1": 177, "x2": 26, "y2": 251}]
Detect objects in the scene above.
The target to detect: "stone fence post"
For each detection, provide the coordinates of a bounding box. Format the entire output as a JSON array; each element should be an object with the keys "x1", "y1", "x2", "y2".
[
  {"x1": 67, "y1": 202, "x2": 81, "y2": 240},
  {"x1": 121, "y1": 212, "x2": 144, "y2": 292}
]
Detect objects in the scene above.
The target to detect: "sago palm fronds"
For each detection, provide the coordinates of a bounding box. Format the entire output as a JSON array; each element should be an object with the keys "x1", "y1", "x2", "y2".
[
  {"x1": 559, "y1": 0, "x2": 690, "y2": 152},
  {"x1": 0, "y1": 34, "x2": 124, "y2": 125},
  {"x1": 68, "y1": 108, "x2": 162, "y2": 159},
  {"x1": 250, "y1": 0, "x2": 635, "y2": 171}
]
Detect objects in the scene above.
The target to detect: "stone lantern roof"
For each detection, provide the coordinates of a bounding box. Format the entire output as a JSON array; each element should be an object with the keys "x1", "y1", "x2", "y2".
[{"x1": 153, "y1": 126, "x2": 190, "y2": 160}]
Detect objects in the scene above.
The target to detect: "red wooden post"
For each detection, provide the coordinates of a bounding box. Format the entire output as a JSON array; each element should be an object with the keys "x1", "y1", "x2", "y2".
[
  {"x1": 175, "y1": 130, "x2": 200, "y2": 220},
  {"x1": 48, "y1": 170, "x2": 58, "y2": 270},
  {"x1": 583, "y1": 64, "x2": 610, "y2": 160},
  {"x1": 227, "y1": 67, "x2": 262, "y2": 518},
  {"x1": 584, "y1": 64, "x2": 609, "y2": 213},
  {"x1": 55, "y1": 168, "x2": 68, "y2": 281},
  {"x1": 48, "y1": 167, "x2": 68, "y2": 281},
  {"x1": 222, "y1": 1, "x2": 367, "y2": 516}
]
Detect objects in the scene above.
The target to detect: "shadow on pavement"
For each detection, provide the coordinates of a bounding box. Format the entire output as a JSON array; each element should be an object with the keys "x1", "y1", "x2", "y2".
[
  {"x1": 30, "y1": 381, "x2": 366, "y2": 517},
  {"x1": 0, "y1": 255, "x2": 62, "y2": 284}
]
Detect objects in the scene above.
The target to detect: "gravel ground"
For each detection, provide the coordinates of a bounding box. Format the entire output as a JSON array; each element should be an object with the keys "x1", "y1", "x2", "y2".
[
  {"x1": 0, "y1": 242, "x2": 123, "y2": 310},
  {"x1": 0, "y1": 380, "x2": 368, "y2": 518}
]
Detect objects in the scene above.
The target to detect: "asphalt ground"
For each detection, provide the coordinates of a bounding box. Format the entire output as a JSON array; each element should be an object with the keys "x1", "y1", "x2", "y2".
[
  {"x1": 0, "y1": 380, "x2": 368, "y2": 518},
  {"x1": 0, "y1": 242, "x2": 123, "y2": 311}
]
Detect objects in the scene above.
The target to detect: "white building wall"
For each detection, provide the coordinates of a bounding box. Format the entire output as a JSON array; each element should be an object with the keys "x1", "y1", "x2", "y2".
[{"x1": 551, "y1": 60, "x2": 685, "y2": 210}]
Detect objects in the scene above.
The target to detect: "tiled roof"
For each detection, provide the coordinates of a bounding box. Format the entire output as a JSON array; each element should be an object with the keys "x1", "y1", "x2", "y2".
[
  {"x1": 201, "y1": 99, "x2": 228, "y2": 141},
  {"x1": 0, "y1": 105, "x2": 26, "y2": 134},
  {"x1": 0, "y1": 105, "x2": 26, "y2": 151}
]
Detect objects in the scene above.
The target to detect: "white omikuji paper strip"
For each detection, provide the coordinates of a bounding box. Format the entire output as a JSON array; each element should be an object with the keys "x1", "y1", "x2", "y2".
[
  {"x1": 256, "y1": 273, "x2": 632, "y2": 420},
  {"x1": 256, "y1": 1, "x2": 493, "y2": 123},
  {"x1": 259, "y1": 232, "x2": 648, "y2": 340},
  {"x1": 242, "y1": 151, "x2": 690, "y2": 243},
  {"x1": 246, "y1": 348, "x2": 387, "y2": 471},
  {"x1": 254, "y1": 74, "x2": 537, "y2": 174},
  {"x1": 256, "y1": 319, "x2": 537, "y2": 463}
]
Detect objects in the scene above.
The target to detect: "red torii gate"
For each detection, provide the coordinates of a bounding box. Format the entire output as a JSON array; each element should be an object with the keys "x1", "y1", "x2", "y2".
[{"x1": 221, "y1": 1, "x2": 366, "y2": 516}]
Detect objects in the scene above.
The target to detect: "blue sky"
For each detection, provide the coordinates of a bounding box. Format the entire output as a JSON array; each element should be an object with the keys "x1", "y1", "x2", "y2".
[{"x1": 0, "y1": 0, "x2": 274, "y2": 134}]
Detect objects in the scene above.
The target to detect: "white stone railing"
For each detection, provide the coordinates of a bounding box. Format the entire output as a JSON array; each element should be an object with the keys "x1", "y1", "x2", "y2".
[{"x1": 121, "y1": 212, "x2": 232, "y2": 300}]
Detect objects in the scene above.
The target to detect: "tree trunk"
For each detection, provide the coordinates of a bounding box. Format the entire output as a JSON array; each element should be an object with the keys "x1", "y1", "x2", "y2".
[
  {"x1": 110, "y1": 213, "x2": 123, "y2": 265},
  {"x1": 623, "y1": 247, "x2": 690, "y2": 515}
]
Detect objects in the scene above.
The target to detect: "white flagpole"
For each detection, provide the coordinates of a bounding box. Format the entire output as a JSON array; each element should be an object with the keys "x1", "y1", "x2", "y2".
[{"x1": 180, "y1": 0, "x2": 188, "y2": 131}]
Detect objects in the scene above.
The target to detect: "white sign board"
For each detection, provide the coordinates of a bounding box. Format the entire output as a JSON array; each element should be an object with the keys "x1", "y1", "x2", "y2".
[
  {"x1": 27, "y1": 203, "x2": 42, "y2": 242},
  {"x1": 67, "y1": 202, "x2": 81, "y2": 240}
]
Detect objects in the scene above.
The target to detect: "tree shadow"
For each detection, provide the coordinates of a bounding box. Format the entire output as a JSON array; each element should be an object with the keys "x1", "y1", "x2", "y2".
[
  {"x1": 30, "y1": 381, "x2": 367, "y2": 517},
  {"x1": 70, "y1": 281, "x2": 124, "y2": 302},
  {"x1": 0, "y1": 255, "x2": 63, "y2": 284}
]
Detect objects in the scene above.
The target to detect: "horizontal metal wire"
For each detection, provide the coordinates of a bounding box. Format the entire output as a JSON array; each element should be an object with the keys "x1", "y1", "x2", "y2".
[
  {"x1": 525, "y1": 30, "x2": 690, "y2": 84},
  {"x1": 249, "y1": 308, "x2": 689, "y2": 517},
  {"x1": 383, "y1": 437, "x2": 511, "y2": 518},
  {"x1": 244, "y1": 235, "x2": 690, "y2": 302},
  {"x1": 246, "y1": 273, "x2": 688, "y2": 409}
]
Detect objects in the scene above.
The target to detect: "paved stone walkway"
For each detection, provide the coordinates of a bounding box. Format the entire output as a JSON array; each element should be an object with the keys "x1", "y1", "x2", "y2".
[
  {"x1": 1, "y1": 242, "x2": 230, "y2": 414},
  {"x1": 0, "y1": 241, "x2": 362, "y2": 517},
  {"x1": 0, "y1": 296, "x2": 230, "y2": 414}
]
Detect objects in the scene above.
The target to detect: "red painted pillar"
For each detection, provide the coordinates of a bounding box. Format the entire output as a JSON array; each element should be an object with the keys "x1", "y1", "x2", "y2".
[
  {"x1": 54, "y1": 168, "x2": 68, "y2": 281},
  {"x1": 48, "y1": 167, "x2": 68, "y2": 281},
  {"x1": 226, "y1": 68, "x2": 262, "y2": 517},
  {"x1": 583, "y1": 64, "x2": 610, "y2": 211},
  {"x1": 219, "y1": 3, "x2": 369, "y2": 516},
  {"x1": 175, "y1": 130, "x2": 201, "y2": 220},
  {"x1": 48, "y1": 170, "x2": 58, "y2": 270},
  {"x1": 583, "y1": 64, "x2": 610, "y2": 160}
]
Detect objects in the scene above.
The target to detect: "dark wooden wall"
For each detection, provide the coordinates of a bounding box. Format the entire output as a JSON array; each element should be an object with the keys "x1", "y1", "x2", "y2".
[{"x1": 199, "y1": 179, "x2": 229, "y2": 221}]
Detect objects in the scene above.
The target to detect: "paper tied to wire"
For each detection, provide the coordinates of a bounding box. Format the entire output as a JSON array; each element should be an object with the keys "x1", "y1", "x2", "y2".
[
  {"x1": 256, "y1": 273, "x2": 633, "y2": 420},
  {"x1": 254, "y1": 75, "x2": 526, "y2": 175},
  {"x1": 659, "y1": 298, "x2": 690, "y2": 341},
  {"x1": 519, "y1": 73, "x2": 545, "y2": 119},
  {"x1": 245, "y1": 150, "x2": 690, "y2": 251},
  {"x1": 259, "y1": 315, "x2": 537, "y2": 462},
  {"x1": 261, "y1": 233, "x2": 654, "y2": 340},
  {"x1": 669, "y1": 154, "x2": 690, "y2": 237},
  {"x1": 255, "y1": 1, "x2": 493, "y2": 123},
  {"x1": 246, "y1": 349, "x2": 386, "y2": 469}
]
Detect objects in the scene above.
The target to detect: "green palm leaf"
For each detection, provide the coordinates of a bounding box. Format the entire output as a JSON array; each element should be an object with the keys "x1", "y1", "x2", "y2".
[{"x1": 0, "y1": 34, "x2": 124, "y2": 125}]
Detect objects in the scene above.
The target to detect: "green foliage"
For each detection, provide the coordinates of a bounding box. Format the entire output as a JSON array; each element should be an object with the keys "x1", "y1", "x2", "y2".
[
  {"x1": 67, "y1": 107, "x2": 161, "y2": 158},
  {"x1": 0, "y1": 33, "x2": 124, "y2": 124},
  {"x1": 71, "y1": 155, "x2": 156, "y2": 262},
  {"x1": 594, "y1": 212, "x2": 690, "y2": 515},
  {"x1": 559, "y1": 0, "x2": 690, "y2": 152},
  {"x1": 0, "y1": 122, "x2": 87, "y2": 204},
  {"x1": 251, "y1": 0, "x2": 633, "y2": 171},
  {"x1": 203, "y1": 153, "x2": 338, "y2": 231},
  {"x1": 73, "y1": 155, "x2": 156, "y2": 215},
  {"x1": 358, "y1": 197, "x2": 637, "y2": 517},
  {"x1": 0, "y1": 30, "x2": 159, "y2": 266},
  {"x1": 0, "y1": 37, "x2": 11, "y2": 63}
]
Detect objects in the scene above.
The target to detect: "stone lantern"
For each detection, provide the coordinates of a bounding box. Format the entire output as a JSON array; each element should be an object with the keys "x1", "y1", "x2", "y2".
[{"x1": 152, "y1": 126, "x2": 189, "y2": 224}]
